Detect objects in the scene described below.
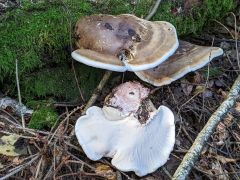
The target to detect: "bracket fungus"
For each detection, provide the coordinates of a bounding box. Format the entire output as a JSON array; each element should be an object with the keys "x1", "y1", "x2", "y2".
[
  {"x1": 72, "y1": 14, "x2": 224, "y2": 87},
  {"x1": 75, "y1": 82, "x2": 175, "y2": 176},
  {"x1": 134, "y1": 41, "x2": 223, "y2": 86},
  {"x1": 71, "y1": 14, "x2": 178, "y2": 71}
]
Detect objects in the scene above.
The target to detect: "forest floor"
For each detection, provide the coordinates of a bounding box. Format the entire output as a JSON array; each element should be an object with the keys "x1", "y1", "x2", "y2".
[{"x1": 0, "y1": 0, "x2": 240, "y2": 179}]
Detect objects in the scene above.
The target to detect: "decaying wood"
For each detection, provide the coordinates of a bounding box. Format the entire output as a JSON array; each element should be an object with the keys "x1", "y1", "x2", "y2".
[{"x1": 172, "y1": 74, "x2": 240, "y2": 180}]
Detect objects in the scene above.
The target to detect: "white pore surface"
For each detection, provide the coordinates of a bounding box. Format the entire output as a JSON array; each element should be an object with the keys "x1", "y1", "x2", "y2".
[
  {"x1": 75, "y1": 105, "x2": 175, "y2": 176},
  {"x1": 71, "y1": 51, "x2": 127, "y2": 72}
]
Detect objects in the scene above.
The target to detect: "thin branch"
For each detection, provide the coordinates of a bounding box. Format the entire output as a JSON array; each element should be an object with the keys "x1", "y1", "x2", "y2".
[
  {"x1": 0, "y1": 115, "x2": 21, "y2": 127},
  {"x1": 34, "y1": 156, "x2": 43, "y2": 179},
  {"x1": 62, "y1": 1, "x2": 85, "y2": 102},
  {"x1": 15, "y1": 59, "x2": 25, "y2": 128},
  {"x1": 0, "y1": 109, "x2": 21, "y2": 125},
  {"x1": 230, "y1": 12, "x2": 240, "y2": 69},
  {"x1": 172, "y1": 74, "x2": 240, "y2": 179},
  {"x1": 0, "y1": 155, "x2": 39, "y2": 180},
  {"x1": 70, "y1": 71, "x2": 112, "y2": 136},
  {"x1": 48, "y1": 106, "x2": 81, "y2": 143},
  {"x1": 145, "y1": 0, "x2": 162, "y2": 20},
  {"x1": 212, "y1": 19, "x2": 235, "y2": 39},
  {"x1": 82, "y1": 71, "x2": 112, "y2": 114}
]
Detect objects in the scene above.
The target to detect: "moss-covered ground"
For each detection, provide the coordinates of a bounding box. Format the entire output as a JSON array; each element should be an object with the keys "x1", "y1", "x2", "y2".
[{"x1": 0, "y1": 0, "x2": 237, "y2": 128}]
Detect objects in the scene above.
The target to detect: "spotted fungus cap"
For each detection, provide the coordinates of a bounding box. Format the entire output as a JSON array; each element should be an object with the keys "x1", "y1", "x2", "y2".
[{"x1": 71, "y1": 14, "x2": 179, "y2": 72}]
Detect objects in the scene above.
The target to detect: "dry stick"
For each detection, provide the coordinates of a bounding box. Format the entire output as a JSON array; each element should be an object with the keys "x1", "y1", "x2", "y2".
[
  {"x1": 83, "y1": 71, "x2": 112, "y2": 114},
  {"x1": 48, "y1": 106, "x2": 82, "y2": 143},
  {"x1": 213, "y1": 20, "x2": 235, "y2": 39},
  {"x1": 62, "y1": 1, "x2": 85, "y2": 102},
  {"x1": 34, "y1": 156, "x2": 43, "y2": 179},
  {"x1": 172, "y1": 74, "x2": 240, "y2": 180},
  {"x1": 15, "y1": 59, "x2": 25, "y2": 128},
  {"x1": 70, "y1": 37, "x2": 85, "y2": 102},
  {"x1": 145, "y1": 0, "x2": 162, "y2": 20},
  {"x1": 0, "y1": 115, "x2": 21, "y2": 127},
  {"x1": 0, "y1": 109, "x2": 21, "y2": 125},
  {"x1": 230, "y1": 12, "x2": 240, "y2": 70},
  {"x1": 0, "y1": 155, "x2": 39, "y2": 180}
]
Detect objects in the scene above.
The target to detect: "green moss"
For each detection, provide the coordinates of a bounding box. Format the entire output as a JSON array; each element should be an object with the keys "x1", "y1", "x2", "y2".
[
  {"x1": 0, "y1": 0, "x2": 92, "y2": 82},
  {"x1": 201, "y1": 67, "x2": 223, "y2": 78},
  {"x1": 91, "y1": 0, "x2": 236, "y2": 36},
  {"x1": 152, "y1": 0, "x2": 236, "y2": 36},
  {"x1": 22, "y1": 64, "x2": 103, "y2": 101},
  {"x1": 90, "y1": 0, "x2": 153, "y2": 16},
  {"x1": 27, "y1": 101, "x2": 57, "y2": 129},
  {"x1": 0, "y1": 0, "x2": 237, "y2": 103}
]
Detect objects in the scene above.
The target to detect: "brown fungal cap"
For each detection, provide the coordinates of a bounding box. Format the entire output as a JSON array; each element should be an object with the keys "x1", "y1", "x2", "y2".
[
  {"x1": 135, "y1": 40, "x2": 224, "y2": 86},
  {"x1": 71, "y1": 14, "x2": 178, "y2": 72}
]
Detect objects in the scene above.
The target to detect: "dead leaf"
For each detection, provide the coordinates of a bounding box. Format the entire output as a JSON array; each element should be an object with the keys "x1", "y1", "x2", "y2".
[
  {"x1": 211, "y1": 161, "x2": 229, "y2": 180},
  {"x1": 217, "y1": 89, "x2": 228, "y2": 99},
  {"x1": 223, "y1": 113, "x2": 233, "y2": 127},
  {"x1": 214, "y1": 155, "x2": 237, "y2": 164},
  {"x1": 0, "y1": 135, "x2": 20, "y2": 156},
  {"x1": 214, "y1": 113, "x2": 234, "y2": 145},
  {"x1": 232, "y1": 131, "x2": 240, "y2": 141},
  {"x1": 181, "y1": 80, "x2": 193, "y2": 95},
  {"x1": 190, "y1": 72, "x2": 204, "y2": 84},
  {"x1": 208, "y1": 80, "x2": 215, "y2": 88},
  {"x1": 12, "y1": 156, "x2": 24, "y2": 165},
  {"x1": 202, "y1": 89, "x2": 213, "y2": 98},
  {"x1": 215, "y1": 123, "x2": 229, "y2": 146},
  {"x1": 95, "y1": 164, "x2": 116, "y2": 180},
  {"x1": 215, "y1": 80, "x2": 224, "y2": 87},
  {"x1": 235, "y1": 102, "x2": 240, "y2": 112},
  {"x1": 193, "y1": 85, "x2": 205, "y2": 95}
]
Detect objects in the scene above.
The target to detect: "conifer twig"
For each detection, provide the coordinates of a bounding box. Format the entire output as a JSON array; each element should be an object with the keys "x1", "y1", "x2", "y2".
[{"x1": 172, "y1": 74, "x2": 240, "y2": 180}]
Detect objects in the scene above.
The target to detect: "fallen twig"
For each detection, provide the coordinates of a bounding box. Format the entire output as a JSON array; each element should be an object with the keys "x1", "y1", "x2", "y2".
[
  {"x1": 82, "y1": 71, "x2": 112, "y2": 114},
  {"x1": 15, "y1": 59, "x2": 25, "y2": 128},
  {"x1": 62, "y1": 1, "x2": 86, "y2": 102},
  {"x1": 145, "y1": 0, "x2": 162, "y2": 20},
  {"x1": 70, "y1": 71, "x2": 112, "y2": 136},
  {"x1": 230, "y1": 12, "x2": 240, "y2": 70},
  {"x1": 0, "y1": 154, "x2": 39, "y2": 180},
  {"x1": 172, "y1": 74, "x2": 240, "y2": 179}
]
